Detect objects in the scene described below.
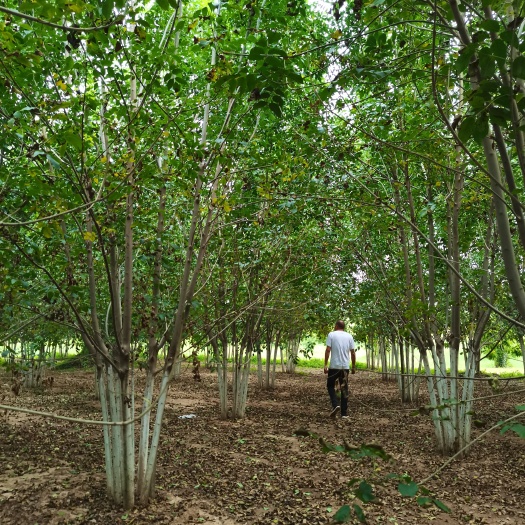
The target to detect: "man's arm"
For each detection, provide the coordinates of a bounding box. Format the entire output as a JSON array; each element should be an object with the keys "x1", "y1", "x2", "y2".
[
  {"x1": 350, "y1": 348, "x2": 356, "y2": 373},
  {"x1": 324, "y1": 346, "x2": 331, "y2": 374}
]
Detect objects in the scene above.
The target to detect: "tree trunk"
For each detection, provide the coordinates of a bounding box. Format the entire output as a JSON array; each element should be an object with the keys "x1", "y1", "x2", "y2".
[{"x1": 518, "y1": 332, "x2": 525, "y2": 379}]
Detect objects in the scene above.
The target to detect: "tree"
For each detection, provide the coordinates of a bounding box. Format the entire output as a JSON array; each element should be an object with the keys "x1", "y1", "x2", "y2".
[{"x1": 0, "y1": 0, "x2": 320, "y2": 507}]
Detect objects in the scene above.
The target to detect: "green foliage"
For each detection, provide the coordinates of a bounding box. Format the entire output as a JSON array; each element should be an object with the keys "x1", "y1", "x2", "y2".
[
  {"x1": 398, "y1": 480, "x2": 419, "y2": 497},
  {"x1": 352, "y1": 504, "x2": 366, "y2": 523},
  {"x1": 354, "y1": 481, "x2": 377, "y2": 503},
  {"x1": 493, "y1": 346, "x2": 508, "y2": 368},
  {"x1": 301, "y1": 337, "x2": 317, "y2": 359},
  {"x1": 319, "y1": 438, "x2": 391, "y2": 462},
  {"x1": 3, "y1": 0, "x2": 524, "y2": 512},
  {"x1": 512, "y1": 56, "x2": 525, "y2": 79},
  {"x1": 333, "y1": 503, "x2": 367, "y2": 524},
  {"x1": 0, "y1": 0, "x2": 328, "y2": 361},
  {"x1": 333, "y1": 504, "x2": 351, "y2": 523},
  {"x1": 297, "y1": 358, "x2": 324, "y2": 369},
  {"x1": 499, "y1": 406, "x2": 525, "y2": 439},
  {"x1": 394, "y1": 474, "x2": 450, "y2": 513},
  {"x1": 54, "y1": 353, "x2": 93, "y2": 370},
  {"x1": 313, "y1": 434, "x2": 450, "y2": 522}
]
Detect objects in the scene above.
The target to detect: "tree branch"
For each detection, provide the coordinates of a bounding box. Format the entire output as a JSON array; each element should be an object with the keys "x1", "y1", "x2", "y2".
[{"x1": 0, "y1": 7, "x2": 122, "y2": 33}]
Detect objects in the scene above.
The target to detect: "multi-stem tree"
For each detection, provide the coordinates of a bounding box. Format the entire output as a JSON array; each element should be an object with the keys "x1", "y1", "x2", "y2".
[{"x1": 0, "y1": 0, "x2": 322, "y2": 507}]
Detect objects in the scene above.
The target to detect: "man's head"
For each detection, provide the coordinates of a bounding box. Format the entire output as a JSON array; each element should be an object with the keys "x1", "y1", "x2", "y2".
[{"x1": 335, "y1": 320, "x2": 345, "y2": 330}]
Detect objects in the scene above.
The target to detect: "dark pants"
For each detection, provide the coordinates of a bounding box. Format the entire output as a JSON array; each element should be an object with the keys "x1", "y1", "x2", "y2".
[{"x1": 327, "y1": 369, "x2": 349, "y2": 416}]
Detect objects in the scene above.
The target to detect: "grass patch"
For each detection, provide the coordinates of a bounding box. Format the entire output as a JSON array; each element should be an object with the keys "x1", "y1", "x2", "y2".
[
  {"x1": 478, "y1": 369, "x2": 523, "y2": 379},
  {"x1": 194, "y1": 353, "x2": 370, "y2": 372},
  {"x1": 54, "y1": 353, "x2": 93, "y2": 370},
  {"x1": 380, "y1": 367, "x2": 523, "y2": 379},
  {"x1": 297, "y1": 358, "x2": 324, "y2": 369}
]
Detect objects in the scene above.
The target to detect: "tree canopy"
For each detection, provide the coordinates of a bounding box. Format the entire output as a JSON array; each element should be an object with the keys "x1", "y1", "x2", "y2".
[{"x1": 1, "y1": 0, "x2": 525, "y2": 510}]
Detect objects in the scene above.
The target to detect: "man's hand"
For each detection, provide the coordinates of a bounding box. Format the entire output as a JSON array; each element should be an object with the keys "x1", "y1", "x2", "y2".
[
  {"x1": 351, "y1": 366, "x2": 356, "y2": 374},
  {"x1": 324, "y1": 366, "x2": 329, "y2": 374}
]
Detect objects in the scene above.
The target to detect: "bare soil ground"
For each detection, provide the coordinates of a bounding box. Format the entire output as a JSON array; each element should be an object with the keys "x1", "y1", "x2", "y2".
[{"x1": 1, "y1": 367, "x2": 524, "y2": 525}]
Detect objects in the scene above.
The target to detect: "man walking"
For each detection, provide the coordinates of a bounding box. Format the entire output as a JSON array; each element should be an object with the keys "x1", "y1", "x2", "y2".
[{"x1": 324, "y1": 320, "x2": 356, "y2": 418}]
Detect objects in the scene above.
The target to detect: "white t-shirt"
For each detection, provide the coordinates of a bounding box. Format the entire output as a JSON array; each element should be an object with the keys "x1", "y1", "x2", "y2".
[{"x1": 326, "y1": 330, "x2": 355, "y2": 369}]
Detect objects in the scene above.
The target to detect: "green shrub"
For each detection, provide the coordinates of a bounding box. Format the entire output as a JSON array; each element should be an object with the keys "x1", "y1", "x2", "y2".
[{"x1": 493, "y1": 346, "x2": 508, "y2": 368}]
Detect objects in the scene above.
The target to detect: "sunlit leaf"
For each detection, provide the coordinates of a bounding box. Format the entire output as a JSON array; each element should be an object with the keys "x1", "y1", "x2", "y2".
[{"x1": 398, "y1": 481, "x2": 419, "y2": 497}]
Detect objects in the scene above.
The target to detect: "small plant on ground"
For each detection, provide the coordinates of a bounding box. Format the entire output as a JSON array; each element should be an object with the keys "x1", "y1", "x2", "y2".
[{"x1": 294, "y1": 430, "x2": 450, "y2": 523}]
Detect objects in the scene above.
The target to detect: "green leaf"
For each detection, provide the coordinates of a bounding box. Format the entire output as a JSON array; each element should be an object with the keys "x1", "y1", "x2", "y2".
[
  {"x1": 269, "y1": 102, "x2": 282, "y2": 117},
  {"x1": 417, "y1": 496, "x2": 433, "y2": 507},
  {"x1": 469, "y1": 90, "x2": 490, "y2": 111},
  {"x1": 214, "y1": 74, "x2": 234, "y2": 90},
  {"x1": 472, "y1": 31, "x2": 489, "y2": 43},
  {"x1": 478, "y1": 48, "x2": 496, "y2": 79},
  {"x1": 472, "y1": 114, "x2": 489, "y2": 143},
  {"x1": 255, "y1": 36, "x2": 268, "y2": 48},
  {"x1": 494, "y1": 93, "x2": 512, "y2": 108},
  {"x1": 355, "y1": 481, "x2": 376, "y2": 503},
  {"x1": 267, "y1": 31, "x2": 280, "y2": 45},
  {"x1": 386, "y1": 473, "x2": 401, "y2": 480},
  {"x1": 41, "y1": 225, "x2": 53, "y2": 239},
  {"x1": 500, "y1": 422, "x2": 525, "y2": 438},
  {"x1": 319, "y1": 85, "x2": 335, "y2": 101},
  {"x1": 458, "y1": 115, "x2": 475, "y2": 142},
  {"x1": 479, "y1": 79, "x2": 502, "y2": 94},
  {"x1": 46, "y1": 154, "x2": 61, "y2": 170},
  {"x1": 64, "y1": 132, "x2": 83, "y2": 151},
  {"x1": 265, "y1": 55, "x2": 284, "y2": 69},
  {"x1": 244, "y1": 74, "x2": 258, "y2": 92},
  {"x1": 488, "y1": 106, "x2": 511, "y2": 126},
  {"x1": 511, "y1": 56, "x2": 525, "y2": 79},
  {"x1": 455, "y1": 44, "x2": 476, "y2": 74},
  {"x1": 398, "y1": 481, "x2": 419, "y2": 497},
  {"x1": 490, "y1": 39, "x2": 508, "y2": 66},
  {"x1": 355, "y1": 443, "x2": 391, "y2": 460},
  {"x1": 156, "y1": 0, "x2": 170, "y2": 9},
  {"x1": 269, "y1": 47, "x2": 288, "y2": 59},
  {"x1": 499, "y1": 30, "x2": 519, "y2": 48},
  {"x1": 63, "y1": 56, "x2": 76, "y2": 71},
  {"x1": 433, "y1": 499, "x2": 451, "y2": 512},
  {"x1": 516, "y1": 405, "x2": 525, "y2": 412},
  {"x1": 480, "y1": 19, "x2": 500, "y2": 33},
  {"x1": 101, "y1": 0, "x2": 114, "y2": 18},
  {"x1": 284, "y1": 70, "x2": 304, "y2": 84},
  {"x1": 353, "y1": 504, "x2": 367, "y2": 523},
  {"x1": 249, "y1": 46, "x2": 266, "y2": 60},
  {"x1": 333, "y1": 505, "x2": 351, "y2": 523}
]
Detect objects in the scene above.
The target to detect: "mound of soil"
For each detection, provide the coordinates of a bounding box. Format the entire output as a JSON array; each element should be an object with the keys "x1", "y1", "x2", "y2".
[{"x1": 1, "y1": 367, "x2": 524, "y2": 524}]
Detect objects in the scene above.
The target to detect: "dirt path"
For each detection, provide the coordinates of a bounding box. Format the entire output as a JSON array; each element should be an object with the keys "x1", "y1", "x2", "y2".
[{"x1": 1, "y1": 367, "x2": 524, "y2": 524}]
